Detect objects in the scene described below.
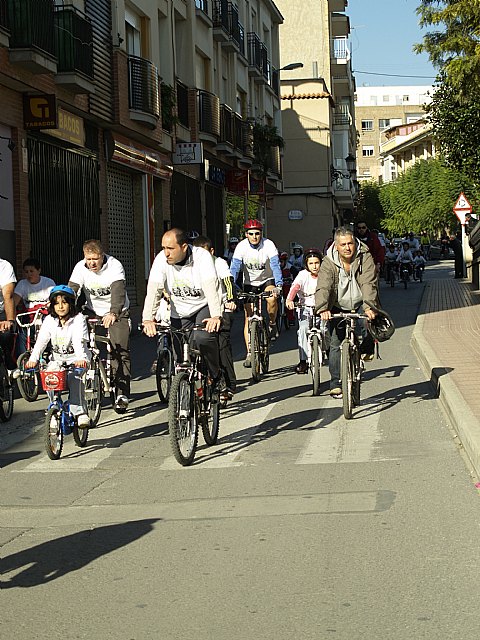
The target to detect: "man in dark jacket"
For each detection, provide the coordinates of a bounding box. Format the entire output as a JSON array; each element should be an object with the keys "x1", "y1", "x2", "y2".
[
  {"x1": 315, "y1": 227, "x2": 379, "y2": 398},
  {"x1": 355, "y1": 220, "x2": 385, "y2": 273},
  {"x1": 449, "y1": 234, "x2": 464, "y2": 278}
]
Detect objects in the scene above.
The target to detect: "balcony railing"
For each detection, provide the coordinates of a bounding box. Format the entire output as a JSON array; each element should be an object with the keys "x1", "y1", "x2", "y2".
[
  {"x1": 268, "y1": 145, "x2": 281, "y2": 176},
  {"x1": 195, "y1": 0, "x2": 209, "y2": 15},
  {"x1": 54, "y1": 5, "x2": 93, "y2": 78},
  {"x1": 176, "y1": 80, "x2": 189, "y2": 128},
  {"x1": 270, "y1": 67, "x2": 280, "y2": 96},
  {"x1": 228, "y1": 3, "x2": 240, "y2": 48},
  {"x1": 198, "y1": 90, "x2": 220, "y2": 138},
  {"x1": 238, "y1": 22, "x2": 245, "y2": 57},
  {"x1": 332, "y1": 36, "x2": 350, "y2": 60},
  {"x1": 128, "y1": 55, "x2": 160, "y2": 118},
  {"x1": 247, "y1": 32, "x2": 262, "y2": 71},
  {"x1": 7, "y1": 0, "x2": 56, "y2": 56},
  {"x1": 234, "y1": 115, "x2": 254, "y2": 157},
  {"x1": 0, "y1": 0, "x2": 9, "y2": 31},
  {"x1": 212, "y1": 0, "x2": 229, "y2": 33},
  {"x1": 219, "y1": 104, "x2": 234, "y2": 146},
  {"x1": 333, "y1": 103, "x2": 351, "y2": 125}
]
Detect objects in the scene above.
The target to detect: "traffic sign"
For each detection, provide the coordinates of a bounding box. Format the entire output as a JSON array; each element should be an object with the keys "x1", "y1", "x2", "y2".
[{"x1": 453, "y1": 192, "x2": 472, "y2": 225}]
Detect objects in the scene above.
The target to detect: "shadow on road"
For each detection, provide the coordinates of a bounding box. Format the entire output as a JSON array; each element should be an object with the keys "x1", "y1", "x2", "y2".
[
  {"x1": 0, "y1": 518, "x2": 159, "y2": 588},
  {"x1": 0, "y1": 450, "x2": 40, "y2": 469}
]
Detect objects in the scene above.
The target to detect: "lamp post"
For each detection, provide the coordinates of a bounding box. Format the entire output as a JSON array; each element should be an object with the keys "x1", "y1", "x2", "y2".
[{"x1": 279, "y1": 62, "x2": 304, "y2": 72}]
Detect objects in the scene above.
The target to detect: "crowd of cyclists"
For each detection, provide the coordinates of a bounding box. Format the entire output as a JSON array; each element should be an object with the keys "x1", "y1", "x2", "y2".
[{"x1": 0, "y1": 219, "x2": 415, "y2": 434}]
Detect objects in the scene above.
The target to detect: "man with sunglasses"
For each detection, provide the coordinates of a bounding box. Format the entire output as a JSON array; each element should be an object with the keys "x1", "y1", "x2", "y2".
[
  {"x1": 355, "y1": 221, "x2": 385, "y2": 274},
  {"x1": 230, "y1": 220, "x2": 283, "y2": 367}
]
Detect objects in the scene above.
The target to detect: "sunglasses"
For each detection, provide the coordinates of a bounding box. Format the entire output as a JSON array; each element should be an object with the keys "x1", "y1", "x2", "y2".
[
  {"x1": 357, "y1": 225, "x2": 367, "y2": 230},
  {"x1": 247, "y1": 231, "x2": 261, "y2": 236}
]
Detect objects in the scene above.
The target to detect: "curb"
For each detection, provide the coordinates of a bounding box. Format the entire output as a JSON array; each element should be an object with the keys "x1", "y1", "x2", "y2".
[{"x1": 411, "y1": 290, "x2": 480, "y2": 477}]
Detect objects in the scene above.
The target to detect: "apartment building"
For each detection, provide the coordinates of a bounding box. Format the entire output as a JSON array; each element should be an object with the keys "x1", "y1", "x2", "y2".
[
  {"x1": 0, "y1": 0, "x2": 282, "y2": 302},
  {"x1": 379, "y1": 120, "x2": 435, "y2": 183},
  {"x1": 355, "y1": 85, "x2": 434, "y2": 184},
  {"x1": 268, "y1": 0, "x2": 357, "y2": 252}
]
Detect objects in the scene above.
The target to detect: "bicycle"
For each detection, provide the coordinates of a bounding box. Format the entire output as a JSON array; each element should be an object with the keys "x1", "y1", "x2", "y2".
[
  {"x1": 299, "y1": 305, "x2": 329, "y2": 396},
  {"x1": 15, "y1": 306, "x2": 47, "y2": 402},
  {"x1": 385, "y1": 260, "x2": 397, "y2": 288},
  {"x1": 83, "y1": 318, "x2": 116, "y2": 426},
  {"x1": 237, "y1": 291, "x2": 272, "y2": 383},
  {"x1": 167, "y1": 325, "x2": 221, "y2": 466},
  {"x1": 414, "y1": 264, "x2": 424, "y2": 283},
  {"x1": 0, "y1": 342, "x2": 14, "y2": 422},
  {"x1": 399, "y1": 262, "x2": 410, "y2": 289},
  {"x1": 330, "y1": 312, "x2": 368, "y2": 420},
  {"x1": 41, "y1": 364, "x2": 89, "y2": 459},
  {"x1": 154, "y1": 324, "x2": 174, "y2": 404}
]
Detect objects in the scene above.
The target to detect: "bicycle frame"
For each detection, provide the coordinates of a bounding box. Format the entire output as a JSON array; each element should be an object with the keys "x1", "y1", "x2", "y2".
[
  {"x1": 15, "y1": 306, "x2": 47, "y2": 351},
  {"x1": 87, "y1": 319, "x2": 112, "y2": 392}
]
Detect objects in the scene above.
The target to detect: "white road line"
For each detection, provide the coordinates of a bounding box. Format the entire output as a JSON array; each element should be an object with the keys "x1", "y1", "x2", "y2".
[
  {"x1": 296, "y1": 398, "x2": 389, "y2": 464},
  {"x1": 160, "y1": 402, "x2": 274, "y2": 469}
]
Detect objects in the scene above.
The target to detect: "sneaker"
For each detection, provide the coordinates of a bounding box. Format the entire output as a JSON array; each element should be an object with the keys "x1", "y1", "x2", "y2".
[
  {"x1": 361, "y1": 353, "x2": 374, "y2": 362},
  {"x1": 329, "y1": 387, "x2": 342, "y2": 399},
  {"x1": 77, "y1": 413, "x2": 90, "y2": 429},
  {"x1": 289, "y1": 320, "x2": 295, "y2": 327},
  {"x1": 213, "y1": 373, "x2": 227, "y2": 393},
  {"x1": 150, "y1": 361, "x2": 157, "y2": 374},
  {"x1": 114, "y1": 395, "x2": 129, "y2": 413},
  {"x1": 11, "y1": 368, "x2": 22, "y2": 380},
  {"x1": 295, "y1": 361, "x2": 308, "y2": 374},
  {"x1": 243, "y1": 354, "x2": 251, "y2": 368}
]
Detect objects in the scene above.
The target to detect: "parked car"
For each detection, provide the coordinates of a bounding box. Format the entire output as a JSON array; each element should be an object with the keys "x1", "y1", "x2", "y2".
[{"x1": 429, "y1": 240, "x2": 454, "y2": 259}]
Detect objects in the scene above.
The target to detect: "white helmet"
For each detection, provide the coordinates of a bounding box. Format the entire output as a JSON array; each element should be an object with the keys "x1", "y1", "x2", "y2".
[
  {"x1": 229, "y1": 237, "x2": 239, "y2": 244},
  {"x1": 292, "y1": 244, "x2": 303, "y2": 252}
]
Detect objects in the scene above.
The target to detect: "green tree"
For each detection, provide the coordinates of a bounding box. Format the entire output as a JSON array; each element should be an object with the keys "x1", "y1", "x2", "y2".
[
  {"x1": 355, "y1": 181, "x2": 385, "y2": 230},
  {"x1": 379, "y1": 158, "x2": 477, "y2": 236},
  {"x1": 415, "y1": 0, "x2": 480, "y2": 96},
  {"x1": 226, "y1": 194, "x2": 260, "y2": 238}
]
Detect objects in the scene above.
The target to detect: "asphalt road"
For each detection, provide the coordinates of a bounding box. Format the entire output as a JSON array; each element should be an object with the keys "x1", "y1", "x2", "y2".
[{"x1": 2, "y1": 261, "x2": 480, "y2": 639}]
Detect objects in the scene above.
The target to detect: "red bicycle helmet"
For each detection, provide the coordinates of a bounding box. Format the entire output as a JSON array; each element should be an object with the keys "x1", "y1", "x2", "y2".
[
  {"x1": 244, "y1": 219, "x2": 263, "y2": 231},
  {"x1": 279, "y1": 251, "x2": 289, "y2": 260}
]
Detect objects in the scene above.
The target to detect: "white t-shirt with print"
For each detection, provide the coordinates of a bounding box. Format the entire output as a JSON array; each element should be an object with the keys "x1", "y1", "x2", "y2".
[
  {"x1": 69, "y1": 255, "x2": 129, "y2": 317},
  {"x1": 232, "y1": 238, "x2": 278, "y2": 286},
  {"x1": 30, "y1": 313, "x2": 90, "y2": 365},
  {"x1": 14, "y1": 276, "x2": 55, "y2": 311},
  {"x1": 0, "y1": 258, "x2": 16, "y2": 315},
  {"x1": 290, "y1": 269, "x2": 318, "y2": 307},
  {"x1": 147, "y1": 246, "x2": 221, "y2": 319}
]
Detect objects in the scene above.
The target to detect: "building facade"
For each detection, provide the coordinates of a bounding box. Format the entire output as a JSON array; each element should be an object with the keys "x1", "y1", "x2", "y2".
[
  {"x1": 355, "y1": 85, "x2": 434, "y2": 184},
  {"x1": 379, "y1": 120, "x2": 435, "y2": 184},
  {"x1": 0, "y1": 0, "x2": 283, "y2": 303},
  {"x1": 268, "y1": 0, "x2": 357, "y2": 253}
]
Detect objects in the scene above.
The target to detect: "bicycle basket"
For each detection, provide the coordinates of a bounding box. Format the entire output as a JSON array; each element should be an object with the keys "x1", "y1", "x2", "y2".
[{"x1": 40, "y1": 369, "x2": 68, "y2": 391}]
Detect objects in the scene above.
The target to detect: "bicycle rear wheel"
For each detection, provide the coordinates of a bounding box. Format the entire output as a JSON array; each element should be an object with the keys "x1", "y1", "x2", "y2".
[
  {"x1": 168, "y1": 372, "x2": 198, "y2": 466},
  {"x1": 0, "y1": 363, "x2": 13, "y2": 422},
  {"x1": 201, "y1": 378, "x2": 220, "y2": 446},
  {"x1": 341, "y1": 341, "x2": 354, "y2": 419},
  {"x1": 250, "y1": 320, "x2": 261, "y2": 382},
  {"x1": 73, "y1": 419, "x2": 89, "y2": 447},
  {"x1": 352, "y1": 346, "x2": 361, "y2": 407},
  {"x1": 156, "y1": 348, "x2": 173, "y2": 404},
  {"x1": 85, "y1": 360, "x2": 103, "y2": 426},
  {"x1": 16, "y1": 351, "x2": 40, "y2": 402},
  {"x1": 311, "y1": 334, "x2": 321, "y2": 396},
  {"x1": 45, "y1": 407, "x2": 63, "y2": 459}
]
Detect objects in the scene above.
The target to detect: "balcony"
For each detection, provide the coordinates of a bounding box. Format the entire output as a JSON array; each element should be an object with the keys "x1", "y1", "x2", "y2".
[
  {"x1": 198, "y1": 90, "x2": 220, "y2": 143},
  {"x1": 333, "y1": 103, "x2": 352, "y2": 126},
  {"x1": 212, "y1": 0, "x2": 229, "y2": 42},
  {"x1": 0, "y1": 0, "x2": 9, "y2": 47},
  {"x1": 128, "y1": 55, "x2": 160, "y2": 128},
  {"x1": 247, "y1": 32, "x2": 262, "y2": 79},
  {"x1": 270, "y1": 67, "x2": 280, "y2": 96},
  {"x1": 7, "y1": 0, "x2": 57, "y2": 73},
  {"x1": 267, "y1": 145, "x2": 281, "y2": 177},
  {"x1": 217, "y1": 104, "x2": 235, "y2": 155},
  {"x1": 54, "y1": 5, "x2": 94, "y2": 94},
  {"x1": 223, "y1": 4, "x2": 241, "y2": 52},
  {"x1": 176, "y1": 80, "x2": 190, "y2": 129},
  {"x1": 235, "y1": 116, "x2": 254, "y2": 165}
]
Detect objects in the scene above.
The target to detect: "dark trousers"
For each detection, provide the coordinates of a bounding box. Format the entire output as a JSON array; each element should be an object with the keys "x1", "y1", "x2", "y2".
[
  {"x1": 219, "y1": 311, "x2": 236, "y2": 392},
  {"x1": 171, "y1": 306, "x2": 220, "y2": 379},
  {"x1": 327, "y1": 310, "x2": 347, "y2": 389},
  {"x1": 0, "y1": 330, "x2": 16, "y2": 370}
]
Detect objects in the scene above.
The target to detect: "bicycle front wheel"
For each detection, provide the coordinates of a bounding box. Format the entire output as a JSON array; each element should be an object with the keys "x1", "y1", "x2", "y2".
[
  {"x1": 156, "y1": 348, "x2": 173, "y2": 404},
  {"x1": 352, "y1": 346, "x2": 361, "y2": 407},
  {"x1": 168, "y1": 372, "x2": 198, "y2": 466},
  {"x1": 0, "y1": 364, "x2": 13, "y2": 422},
  {"x1": 250, "y1": 320, "x2": 261, "y2": 382},
  {"x1": 311, "y1": 334, "x2": 321, "y2": 396},
  {"x1": 16, "y1": 351, "x2": 40, "y2": 402},
  {"x1": 341, "y1": 341, "x2": 354, "y2": 420},
  {"x1": 73, "y1": 419, "x2": 89, "y2": 447},
  {"x1": 260, "y1": 321, "x2": 270, "y2": 374},
  {"x1": 85, "y1": 360, "x2": 103, "y2": 426},
  {"x1": 45, "y1": 407, "x2": 63, "y2": 459},
  {"x1": 201, "y1": 378, "x2": 220, "y2": 446}
]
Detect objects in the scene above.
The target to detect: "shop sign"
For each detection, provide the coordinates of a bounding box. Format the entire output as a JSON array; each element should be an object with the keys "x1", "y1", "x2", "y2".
[
  {"x1": 226, "y1": 169, "x2": 249, "y2": 194},
  {"x1": 249, "y1": 177, "x2": 265, "y2": 196},
  {"x1": 288, "y1": 209, "x2": 304, "y2": 220},
  {"x1": 105, "y1": 132, "x2": 173, "y2": 180},
  {"x1": 173, "y1": 142, "x2": 203, "y2": 165},
  {"x1": 208, "y1": 163, "x2": 226, "y2": 186},
  {"x1": 23, "y1": 94, "x2": 57, "y2": 129},
  {"x1": 46, "y1": 108, "x2": 85, "y2": 146}
]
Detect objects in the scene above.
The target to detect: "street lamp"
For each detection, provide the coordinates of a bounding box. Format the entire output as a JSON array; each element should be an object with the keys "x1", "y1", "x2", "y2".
[
  {"x1": 0, "y1": 135, "x2": 15, "y2": 151},
  {"x1": 331, "y1": 154, "x2": 356, "y2": 183},
  {"x1": 279, "y1": 62, "x2": 304, "y2": 71}
]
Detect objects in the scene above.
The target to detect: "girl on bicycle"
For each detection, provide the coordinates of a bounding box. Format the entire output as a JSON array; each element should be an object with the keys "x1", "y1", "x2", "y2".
[
  {"x1": 26, "y1": 285, "x2": 91, "y2": 428},
  {"x1": 286, "y1": 248, "x2": 325, "y2": 374}
]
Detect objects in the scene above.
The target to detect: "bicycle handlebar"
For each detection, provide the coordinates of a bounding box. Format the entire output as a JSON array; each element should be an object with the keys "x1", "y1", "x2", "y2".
[
  {"x1": 330, "y1": 312, "x2": 369, "y2": 320},
  {"x1": 15, "y1": 306, "x2": 48, "y2": 328},
  {"x1": 237, "y1": 291, "x2": 276, "y2": 301}
]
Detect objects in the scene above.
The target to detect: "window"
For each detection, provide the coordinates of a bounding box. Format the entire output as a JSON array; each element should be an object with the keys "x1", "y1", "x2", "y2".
[
  {"x1": 370, "y1": 95, "x2": 377, "y2": 105},
  {"x1": 403, "y1": 95, "x2": 410, "y2": 102},
  {"x1": 362, "y1": 146, "x2": 374, "y2": 157},
  {"x1": 361, "y1": 120, "x2": 373, "y2": 131},
  {"x1": 379, "y1": 119, "x2": 390, "y2": 130},
  {"x1": 382, "y1": 95, "x2": 390, "y2": 103}
]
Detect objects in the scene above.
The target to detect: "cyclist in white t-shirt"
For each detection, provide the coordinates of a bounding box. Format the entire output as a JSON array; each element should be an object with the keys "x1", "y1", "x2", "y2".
[
  {"x1": 0, "y1": 258, "x2": 17, "y2": 370},
  {"x1": 69, "y1": 239, "x2": 131, "y2": 413},
  {"x1": 142, "y1": 228, "x2": 225, "y2": 389},
  {"x1": 230, "y1": 220, "x2": 283, "y2": 367}
]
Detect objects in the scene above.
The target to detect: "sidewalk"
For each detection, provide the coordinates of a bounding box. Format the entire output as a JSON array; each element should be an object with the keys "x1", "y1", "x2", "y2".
[{"x1": 411, "y1": 265, "x2": 480, "y2": 476}]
